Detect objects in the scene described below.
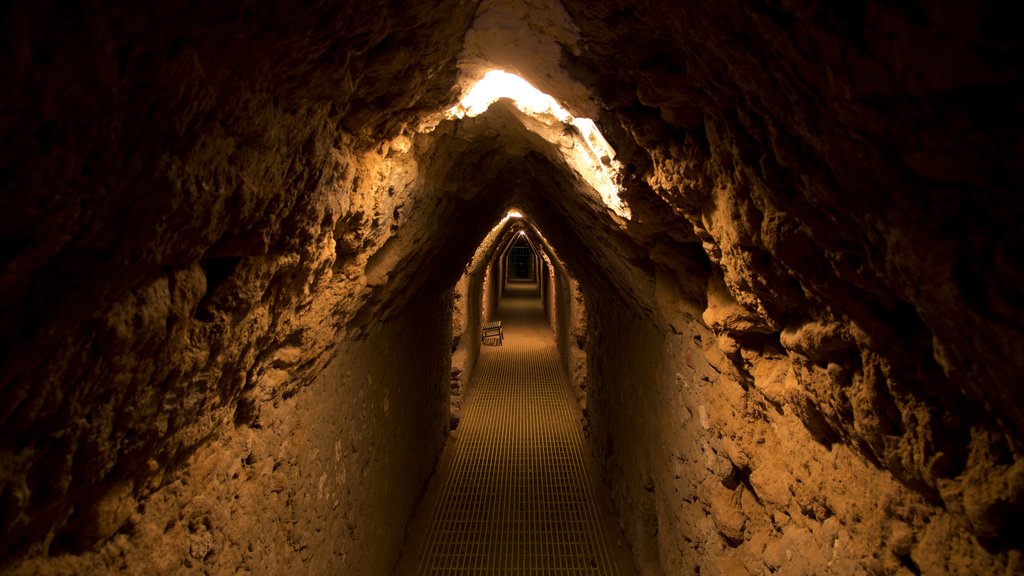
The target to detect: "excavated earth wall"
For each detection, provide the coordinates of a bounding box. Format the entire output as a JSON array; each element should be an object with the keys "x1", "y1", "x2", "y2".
[
  {"x1": 556, "y1": 0, "x2": 1023, "y2": 574},
  {"x1": 1, "y1": 1, "x2": 1022, "y2": 575},
  {"x1": 0, "y1": 2, "x2": 479, "y2": 573}
]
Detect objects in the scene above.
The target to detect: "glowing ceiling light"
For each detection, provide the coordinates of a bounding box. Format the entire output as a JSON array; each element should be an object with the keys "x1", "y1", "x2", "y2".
[
  {"x1": 448, "y1": 71, "x2": 631, "y2": 220},
  {"x1": 489, "y1": 208, "x2": 528, "y2": 236},
  {"x1": 449, "y1": 71, "x2": 571, "y2": 122},
  {"x1": 495, "y1": 209, "x2": 524, "y2": 228}
]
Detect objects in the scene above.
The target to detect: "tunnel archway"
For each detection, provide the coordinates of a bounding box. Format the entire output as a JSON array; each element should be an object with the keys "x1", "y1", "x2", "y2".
[
  {"x1": 2, "y1": 1, "x2": 1022, "y2": 575},
  {"x1": 506, "y1": 236, "x2": 535, "y2": 281}
]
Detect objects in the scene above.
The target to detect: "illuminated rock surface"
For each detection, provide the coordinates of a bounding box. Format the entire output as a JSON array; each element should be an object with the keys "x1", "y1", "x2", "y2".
[{"x1": 0, "y1": 1, "x2": 1021, "y2": 574}]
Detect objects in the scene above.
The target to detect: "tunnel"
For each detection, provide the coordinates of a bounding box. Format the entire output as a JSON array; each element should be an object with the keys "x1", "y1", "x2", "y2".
[{"x1": 1, "y1": 1, "x2": 1022, "y2": 574}]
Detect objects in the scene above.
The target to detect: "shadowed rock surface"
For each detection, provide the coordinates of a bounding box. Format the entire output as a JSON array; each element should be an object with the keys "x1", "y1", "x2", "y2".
[{"x1": 1, "y1": 0, "x2": 1021, "y2": 574}]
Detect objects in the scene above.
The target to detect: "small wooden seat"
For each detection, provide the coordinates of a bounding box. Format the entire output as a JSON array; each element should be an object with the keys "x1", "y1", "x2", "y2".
[{"x1": 482, "y1": 321, "x2": 503, "y2": 345}]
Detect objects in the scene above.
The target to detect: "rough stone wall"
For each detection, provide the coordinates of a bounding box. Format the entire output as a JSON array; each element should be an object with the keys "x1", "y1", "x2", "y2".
[
  {"x1": 449, "y1": 275, "x2": 472, "y2": 428},
  {"x1": 543, "y1": 261, "x2": 555, "y2": 325},
  {"x1": 450, "y1": 224, "x2": 525, "y2": 428},
  {"x1": 9, "y1": 295, "x2": 451, "y2": 576},
  {"x1": 2, "y1": 0, "x2": 1021, "y2": 574},
  {"x1": 492, "y1": 248, "x2": 507, "y2": 307},
  {"x1": 586, "y1": 298, "x2": 671, "y2": 574},
  {"x1": 559, "y1": 0, "x2": 1024, "y2": 573},
  {"x1": 482, "y1": 264, "x2": 498, "y2": 323},
  {"x1": 547, "y1": 257, "x2": 588, "y2": 412},
  {"x1": 586, "y1": 281, "x2": 1011, "y2": 574},
  {"x1": 0, "y1": 0, "x2": 480, "y2": 572}
]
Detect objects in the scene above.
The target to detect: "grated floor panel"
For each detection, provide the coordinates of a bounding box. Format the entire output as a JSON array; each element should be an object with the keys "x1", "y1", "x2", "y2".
[{"x1": 399, "y1": 283, "x2": 631, "y2": 576}]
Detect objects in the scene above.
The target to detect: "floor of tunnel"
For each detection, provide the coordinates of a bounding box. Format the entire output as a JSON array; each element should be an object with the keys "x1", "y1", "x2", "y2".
[{"x1": 394, "y1": 282, "x2": 635, "y2": 576}]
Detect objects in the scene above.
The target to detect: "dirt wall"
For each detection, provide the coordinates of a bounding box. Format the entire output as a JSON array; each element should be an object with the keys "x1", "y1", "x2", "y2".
[
  {"x1": 2, "y1": 1, "x2": 1021, "y2": 574},
  {"x1": 588, "y1": 266, "x2": 1024, "y2": 574},
  {"x1": 7, "y1": 289, "x2": 452, "y2": 575}
]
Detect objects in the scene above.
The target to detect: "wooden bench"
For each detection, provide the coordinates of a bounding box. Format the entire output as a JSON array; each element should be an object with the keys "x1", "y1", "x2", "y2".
[{"x1": 482, "y1": 320, "x2": 503, "y2": 345}]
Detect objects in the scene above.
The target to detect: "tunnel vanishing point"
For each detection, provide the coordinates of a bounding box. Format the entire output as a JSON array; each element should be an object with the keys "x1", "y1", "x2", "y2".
[{"x1": 1, "y1": 1, "x2": 1022, "y2": 574}]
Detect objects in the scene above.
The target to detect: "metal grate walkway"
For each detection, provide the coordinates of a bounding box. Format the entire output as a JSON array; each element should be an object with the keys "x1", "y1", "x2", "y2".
[{"x1": 397, "y1": 283, "x2": 631, "y2": 575}]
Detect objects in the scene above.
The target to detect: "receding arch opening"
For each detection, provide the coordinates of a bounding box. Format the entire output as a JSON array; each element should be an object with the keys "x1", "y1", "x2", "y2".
[
  {"x1": 5, "y1": 2, "x2": 1018, "y2": 574},
  {"x1": 443, "y1": 69, "x2": 631, "y2": 220},
  {"x1": 444, "y1": 207, "x2": 594, "y2": 433},
  {"x1": 506, "y1": 235, "x2": 536, "y2": 281},
  {"x1": 394, "y1": 200, "x2": 629, "y2": 573}
]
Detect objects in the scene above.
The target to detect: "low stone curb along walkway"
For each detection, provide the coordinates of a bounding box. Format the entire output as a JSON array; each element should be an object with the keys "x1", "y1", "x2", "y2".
[{"x1": 396, "y1": 283, "x2": 633, "y2": 575}]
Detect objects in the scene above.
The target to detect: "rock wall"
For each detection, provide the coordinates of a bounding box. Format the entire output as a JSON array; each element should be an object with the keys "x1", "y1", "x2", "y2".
[
  {"x1": 9, "y1": 295, "x2": 451, "y2": 576},
  {"x1": 449, "y1": 275, "x2": 473, "y2": 428},
  {"x1": 0, "y1": 0, "x2": 480, "y2": 572},
  {"x1": 543, "y1": 249, "x2": 588, "y2": 412},
  {"x1": 586, "y1": 278, "x2": 1018, "y2": 574},
  {"x1": 1, "y1": 0, "x2": 1021, "y2": 574},
  {"x1": 557, "y1": 0, "x2": 1024, "y2": 573},
  {"x1": 450, "y1": 222, "x2": 525, "y2": 428}
]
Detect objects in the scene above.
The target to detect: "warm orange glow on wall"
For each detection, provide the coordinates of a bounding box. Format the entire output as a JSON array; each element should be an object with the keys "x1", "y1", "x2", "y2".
[{"x1": 448, "y1": 71, "x2": 630, "y2": 220}]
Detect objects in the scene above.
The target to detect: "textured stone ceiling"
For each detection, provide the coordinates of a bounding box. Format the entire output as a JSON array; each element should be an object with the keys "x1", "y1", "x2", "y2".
[{"x1": 1, "y1": 0, "x2": 1021, "y2": 573}]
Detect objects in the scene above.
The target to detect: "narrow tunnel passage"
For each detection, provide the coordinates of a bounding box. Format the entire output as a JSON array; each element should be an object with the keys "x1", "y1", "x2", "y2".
[
  {"x1": 2, "y1": 2, "x2": 1022, "y2": 575},
  {"x1": 398, "y1": 281, "x2": 633, "y2": 575}
]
